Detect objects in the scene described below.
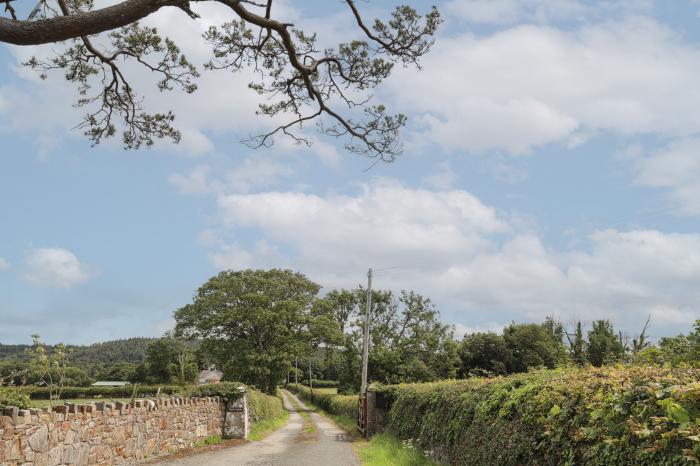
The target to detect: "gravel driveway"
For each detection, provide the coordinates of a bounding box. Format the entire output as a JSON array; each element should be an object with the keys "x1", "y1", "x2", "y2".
[{"x1": 156, "y1": 390, "x2": 360, "y2": 466}]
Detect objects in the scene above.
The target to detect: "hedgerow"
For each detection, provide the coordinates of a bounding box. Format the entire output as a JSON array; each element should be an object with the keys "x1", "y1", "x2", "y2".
[
  {"x1": 188, "y1": 382, "x2": 246, "y2": 403},
  {"x1": 376, "y1": 366, "x2": 700, "y2": 466},
  {"x1": 248, "y1": 388, "x2": 285, "y2": 422},
  {"x1": 23, "y1": 384, "x2": 183, "y2": 400},
  {"x1": 303, "y1": 379, "x2": 340, "y2": 388},
  {"x1": 287, "y1": 383, "x2": 357, "y2": 418}
]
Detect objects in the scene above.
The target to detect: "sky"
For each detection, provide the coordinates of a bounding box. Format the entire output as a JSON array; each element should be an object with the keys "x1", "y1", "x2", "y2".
[{"x1": 2, "y1": 0, "x2": 700, "y2": 344}]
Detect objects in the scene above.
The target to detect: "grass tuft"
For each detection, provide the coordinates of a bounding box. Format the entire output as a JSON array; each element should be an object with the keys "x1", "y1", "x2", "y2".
[
  {"x1": 248, "y1": 409, "x2": 289, "y2": 441},
  {"x1": 356, "y1": 432, "x2": 438, "y2": 466}
]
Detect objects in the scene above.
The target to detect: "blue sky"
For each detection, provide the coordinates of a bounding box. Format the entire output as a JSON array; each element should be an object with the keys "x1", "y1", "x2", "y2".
[{"x1": 2, "y1": 0, "x2": 700, "y2": 344}]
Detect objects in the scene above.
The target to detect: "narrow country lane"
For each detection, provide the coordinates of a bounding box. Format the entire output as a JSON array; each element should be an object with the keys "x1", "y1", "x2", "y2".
[{"x1": 155, "y1": 390, "x2": 360, "y2": 466}]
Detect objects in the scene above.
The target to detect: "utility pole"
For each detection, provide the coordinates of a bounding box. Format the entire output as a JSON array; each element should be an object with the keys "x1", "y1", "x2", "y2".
[
  {"x1": 309, "y1": 362, "x2": 313, "y2": 393},
  {"x1": 295, "y1": 356, "x2": 298, "y2": 385},
  {"x1": 361, "y1": 268, "x2": 372, "y2": 394}
]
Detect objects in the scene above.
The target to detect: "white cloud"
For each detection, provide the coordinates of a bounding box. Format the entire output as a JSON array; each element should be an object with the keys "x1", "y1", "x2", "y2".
[
  {"x1": 445, "y1": 0, "x2": 652, "y2": 25},
  {"x1": 214, "y1": 178, "x2": 510, "y2": 277},
  {"x1": 387, "y1": 17, "x2": 700, "y2": 155},
  {"x1": 169, "y1": 157, "x2": 293, "y2": 195},
  {"x1": 422, "y1": 161, "x2": 456, "y2": 189},
  {"x1": 24, "y1": 248, "x2": 91, "y2": 288},
  {"x1": 446, "y1": 0, "x2": 586, "y2": 25},
  {"x1": 0, "y1": 258, "x2": 9, "y2": 270},
  {"x1": 169, "y1": 165, "x2": 212, "y2": 195},
  {"x1": 634, "y1": 138, "x2": 700, "y2": 215},
  {"x1": 202, "y1": 181, "x2": 700, "y2": 334}
]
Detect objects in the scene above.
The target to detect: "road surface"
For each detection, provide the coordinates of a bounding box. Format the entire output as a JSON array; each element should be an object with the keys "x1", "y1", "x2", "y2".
[{"x1": 156, "y1": 390, "x2": 360, "y2": 466}]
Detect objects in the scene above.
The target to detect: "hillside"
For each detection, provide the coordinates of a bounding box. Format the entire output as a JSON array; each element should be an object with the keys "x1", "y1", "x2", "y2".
[{"x1": 0, "y1": 337, "x2": 156, "y2": 364}]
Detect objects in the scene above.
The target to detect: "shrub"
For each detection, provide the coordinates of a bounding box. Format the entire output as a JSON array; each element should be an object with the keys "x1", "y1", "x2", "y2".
[
  {"x1": 188, "y1": 382, "x2": 245, "y2": 403},
  {"x1": 248, "y1": 389, "x2": 285, "y2": 422},
  {"x1": 0, "y1": 387, "x2": 31, "y2": 409},
  {"x1": 287, "y1": 383, "x2": 357, "y2": 418},
  {"x1": 375, "y1": 366, "x2": 700, "y2": 466}
]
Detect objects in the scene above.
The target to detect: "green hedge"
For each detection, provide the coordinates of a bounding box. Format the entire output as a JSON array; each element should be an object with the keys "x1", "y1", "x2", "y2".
[
  {"x1": 0, "y1": 388, "x2": 31, "y2": 410},
  {"x1": 248, "y1": 388, "x2": 285, "y2": 422},
  {"x1": 287, "y1": 383, "x2": 357, "y2": 419},
  {"x1": 23, "y1": 384, "x2": 183, "y2": 400},
  {"x1": 375, "y1": 367, "x2": 700, "y2": 466},
  {"x1": 188, "y1": 382, "x2": 246, "y2": 403},
  {"x1": 303, "y1": 379, "x2": 340, "y2": 388}
]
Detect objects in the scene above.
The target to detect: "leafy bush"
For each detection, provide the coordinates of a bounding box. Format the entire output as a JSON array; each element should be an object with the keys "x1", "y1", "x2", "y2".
[
  {"x1": 375, "y1": 367, "x2": 700, "y2": 466},
  {"x1": 24, "y1": 384, "x2": 183, "y2": 400},
  {"x1": 287, "y1": 383, "x2": 357, "y2": 418},
  {"x1": 0, "y1": 387, "x2": 31, "y2": 409},
  {"x1": 188, "y1": 382, "x2": 245, "y2": 403},
  {"x1": 248, "y1": 388, "x2": 285, "y2": 422}
]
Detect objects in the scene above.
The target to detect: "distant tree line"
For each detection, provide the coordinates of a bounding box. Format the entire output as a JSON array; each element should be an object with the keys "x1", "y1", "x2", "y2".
[
  {"x1": 0, "y1": 336, "x2": 203, "y2": 387},
  {"x1": 3, "y1": 269, "x2": 699, "y2": 395}
]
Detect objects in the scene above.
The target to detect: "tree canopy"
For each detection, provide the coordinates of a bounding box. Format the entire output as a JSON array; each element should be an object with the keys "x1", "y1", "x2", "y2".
[
  {"x1": 173, "y1": 269, "x2": 340, "y2": 393},
  {"x1": 318, "y1": 287, "x2": 458, "y2": 390},
  {"x1": 1, "y1": 0, "x2": 440, "y2": 159}
]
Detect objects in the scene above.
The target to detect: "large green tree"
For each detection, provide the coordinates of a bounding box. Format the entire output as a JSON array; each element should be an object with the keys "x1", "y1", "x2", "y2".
[
  {"x1": 320, "y1": 287, "x2": 458, "y2": 390},
  {"x1": 586, "y1": 320, "x2": 625, "y2": 367},
  {"x1": 459, "y1": 320, "x2": 567, "y2": 377},
  {"x1": 174, "y1": 269, "x2": 339, "y2": 393},
  {"x1": 141, "y1": 338, "x2": 198, "y2": 384},
  {"x1": 459, "y1": 332, "x2": 511, "y2": 377},
  {"x1": 2, "y1": 0, "x2": 439, "y2": 159}
]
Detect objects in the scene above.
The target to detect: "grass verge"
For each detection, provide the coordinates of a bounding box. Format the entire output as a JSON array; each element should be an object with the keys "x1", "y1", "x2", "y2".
[
  {"x1": 194, "y1": 435, "x2": 222, "y2": 448},
  {"x1": 356, "y1": 432, "x2": 438, "y2": 466},
  {"x1": 248, "y1": 408, "x2": 290, "y2": 441}
]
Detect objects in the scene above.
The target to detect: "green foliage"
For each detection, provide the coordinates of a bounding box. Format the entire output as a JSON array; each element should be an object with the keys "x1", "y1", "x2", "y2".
[
  {"x1": 318, "y1": 288, "x2": 459, "y2": 391},
  {"x1": 358, "y1": 432, "x2": 439, "y2": 466},
  {"x1": 0, "y1": 387, "x2": 31, "y2": 409},
  {"x1": 459, "y1": 332, "x2": 510, "y2": 376},
  {"x1": 587, "y1": 320, "x2": 626, "y2": 367},
  {"x1": 459, "y1": 320, "x2": 567, "y2": 377},
  {"x1": 248, "y1": 388, "x2": 285, "y2": 422},
  {"x1": 188, "y1": 382, "x2": 245, "y2": 404},
  {"x1": 376, "y1": 366, "x2": 700, "y2": 465},
  {"x1": 287, "y1": 383, "x2": 357, "y2": 419},
  {"x1": 175, "y1": 269, "x2": 339, "y2": 394},
  {"x1": 305, "y1": 379, "x2": 340, "y2": 388},
  {"x1": 143, "y1": 338, "x2": 198, "y2": 385},
  {"x1": 194, "y1": 435, "x2": 222, "y2": 447},
  {"x1": 0, "y1": 337, "x2": 157, "y2": 386},
  {"x1": 24, "y1": 384, "x2": 182, "y2": 400}
]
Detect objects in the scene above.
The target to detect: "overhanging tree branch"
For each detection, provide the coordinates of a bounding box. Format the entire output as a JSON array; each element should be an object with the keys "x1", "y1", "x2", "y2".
[{"x1": 5, "y1": 0, "x2": 441, "y2": 160}]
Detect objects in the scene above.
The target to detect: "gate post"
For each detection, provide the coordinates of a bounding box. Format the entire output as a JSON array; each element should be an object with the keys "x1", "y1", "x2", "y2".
[{"x1": 223, "y1": 391, "x2": 249, "y2": 439}]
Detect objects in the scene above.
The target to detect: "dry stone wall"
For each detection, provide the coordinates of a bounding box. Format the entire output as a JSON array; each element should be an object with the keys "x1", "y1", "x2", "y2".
[{"x1": 1, "y1": 396, "x2": 227, "y2": 466}]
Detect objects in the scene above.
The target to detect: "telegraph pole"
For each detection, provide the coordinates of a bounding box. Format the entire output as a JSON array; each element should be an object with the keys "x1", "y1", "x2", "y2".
[
  {"x1": 361, "y1": 268, "x2": 372, "y2": 394},
  {"x1": 295, "y1": 356, "x2": 298, "y2": 385}
]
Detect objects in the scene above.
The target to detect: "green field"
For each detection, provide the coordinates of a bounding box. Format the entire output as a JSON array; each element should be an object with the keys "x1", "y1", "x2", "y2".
[
  {"x1": 309, "y1": 387, "x2": 337, "y2": 394},
  {"x1": 29, "y1": 398, "x2": 136, "y2": 409}
]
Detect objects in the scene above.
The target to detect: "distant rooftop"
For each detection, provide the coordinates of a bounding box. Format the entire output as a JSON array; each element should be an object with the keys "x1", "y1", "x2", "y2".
[{"x1": 198, "y1": 368, "x2": 223, "y2": 385}]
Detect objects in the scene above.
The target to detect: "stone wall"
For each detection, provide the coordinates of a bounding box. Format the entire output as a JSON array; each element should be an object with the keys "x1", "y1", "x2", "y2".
[{"x1": 0, "y1": 396, "x2": 234, "y2": 466}]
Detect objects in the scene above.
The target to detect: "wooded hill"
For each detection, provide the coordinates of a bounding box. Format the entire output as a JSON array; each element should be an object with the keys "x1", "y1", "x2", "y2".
[{"x1": 0, "y1": 337, "x2": 156, "y2": 365}]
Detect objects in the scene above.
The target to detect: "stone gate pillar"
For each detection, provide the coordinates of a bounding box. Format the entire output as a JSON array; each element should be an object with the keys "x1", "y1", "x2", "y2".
[{"x1": 223, "y1": 393, "x2": 249, "y2": 439}]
